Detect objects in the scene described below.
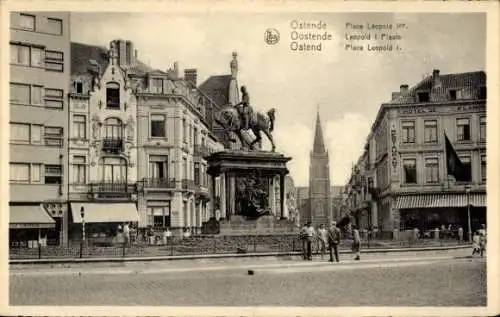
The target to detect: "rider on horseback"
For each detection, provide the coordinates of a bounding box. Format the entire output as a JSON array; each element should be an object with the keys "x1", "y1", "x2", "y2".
[{"x1": 235, "y1": 86, "x2": 251, "y2": 130}]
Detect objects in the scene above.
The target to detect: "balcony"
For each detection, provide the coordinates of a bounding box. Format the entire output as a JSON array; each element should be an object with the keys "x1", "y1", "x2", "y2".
[
  {"x1": 143, "y1": 178, "x2": 176, "y2": 190},
  {"x1": 182, "y1": 179, "x2": 196, "y2": 191},
  {"x1": 102, "y1": 138, "x2": 123, "y2": 153},
  {"x1": 87, "y1": 182, "x2": 137, "y2": 200},
  {"x1": 195, "y1": 183, "x2": 210, "y2": 200}
]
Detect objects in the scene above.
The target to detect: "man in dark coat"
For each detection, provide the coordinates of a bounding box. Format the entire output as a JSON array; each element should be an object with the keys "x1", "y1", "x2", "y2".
[{"x1": 328, "y1": 221, "x2": 341, "y2": 262}]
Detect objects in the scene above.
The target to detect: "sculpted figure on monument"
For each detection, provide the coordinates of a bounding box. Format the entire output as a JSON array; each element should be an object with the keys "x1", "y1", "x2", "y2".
[
  {"x1": 215, "y1": 92, "x2": 276, "y2": 152},
  {"x1": 235, "y1": 173, "x2": 269, "y2": 218}
]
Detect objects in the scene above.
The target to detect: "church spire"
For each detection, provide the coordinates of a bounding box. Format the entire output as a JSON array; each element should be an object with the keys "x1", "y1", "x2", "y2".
[{"x1": 313, "y1": 110, "x2": 326, "y2": 154}]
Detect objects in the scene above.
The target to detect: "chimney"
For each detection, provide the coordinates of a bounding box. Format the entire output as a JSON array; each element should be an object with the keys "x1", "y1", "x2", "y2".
[
  {"x1": 391, "y1": 92, "x2": 400, "y2": 100},
  {"x1": 117, "y1": 39, "x2": 127, "y2": 67},
  {"x1": 432, "y1": 69, "x2": 442, "y2": 88},
  {"x1": 125, "y1": 40, "x2": 134, "y2": 65},
  {"x1": 134, "y1": 49, "x2": 138, "y2": 59},
  {"x1": 184, "y1": 68, "x2": 198, "y2": 86},
  {"x1": 173, "y1": 62, "x2": 179, "y2": 79},
  {"x1": 400, "y1": 84, "x2": 409, "y2": 93}
]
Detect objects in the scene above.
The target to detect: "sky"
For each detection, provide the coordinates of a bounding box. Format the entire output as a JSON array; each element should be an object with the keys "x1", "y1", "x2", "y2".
[{"x1": 70, "y1": 12, "x2": 486, "y2": 186}]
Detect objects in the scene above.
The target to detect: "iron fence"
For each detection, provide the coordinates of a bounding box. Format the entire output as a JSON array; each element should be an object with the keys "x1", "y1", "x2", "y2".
[{"x1": 9, "y1": 234, "x2": 466, "y2": 260}]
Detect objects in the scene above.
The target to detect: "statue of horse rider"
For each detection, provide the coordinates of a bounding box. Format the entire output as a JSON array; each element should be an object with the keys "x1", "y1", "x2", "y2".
[{"x1": 235, "y1": 85, "x2": 252, "y2": 130}]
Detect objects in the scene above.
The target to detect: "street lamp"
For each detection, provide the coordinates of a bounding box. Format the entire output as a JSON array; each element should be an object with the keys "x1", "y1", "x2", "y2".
[
  {"x1": 465, "y1": 185, "x2": 472, "y2": 243},
  {"x1": 80, "y1": 206, "x2": 86, "y2": 243}
]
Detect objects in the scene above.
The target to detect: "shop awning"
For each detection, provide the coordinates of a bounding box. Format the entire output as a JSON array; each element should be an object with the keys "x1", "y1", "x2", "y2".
[
  {"x1": 70, "y1": 203, "x2": 139, "y2": 223},
  {"x1": 10, "y1": 205, "x2": 56, "y2": 229},
  {"x1": 395, "y1": 193, "x2": 486, "y2": 209}
]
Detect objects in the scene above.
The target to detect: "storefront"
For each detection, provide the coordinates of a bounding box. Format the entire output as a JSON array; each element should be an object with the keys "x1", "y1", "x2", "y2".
[
  {"x1": 9, "y1": 205, "x2": 56, "y2": 248},
  {"x1": 68, "y1": 202, "x2": 139, "y2": 244},
  {"x1": 395, "y1": 192, "x2": 486, "y2": 236}
]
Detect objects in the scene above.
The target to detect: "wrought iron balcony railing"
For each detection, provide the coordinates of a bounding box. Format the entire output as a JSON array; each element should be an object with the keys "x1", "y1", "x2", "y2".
[
  {"x1": 144, "y1": 178, "x2": 176, "y2": 189},
  {"x1": 102, "y1": 137, "x2": 123, "y2": 153},
  {"x1": 89, "y1": 182, "x2": 137, "y2": 194}
]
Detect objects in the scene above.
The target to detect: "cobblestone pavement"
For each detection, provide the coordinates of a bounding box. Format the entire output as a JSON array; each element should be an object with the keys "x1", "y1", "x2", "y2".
[{"x1": 10, "y1": 252, "x2": 486, "y2": 306}]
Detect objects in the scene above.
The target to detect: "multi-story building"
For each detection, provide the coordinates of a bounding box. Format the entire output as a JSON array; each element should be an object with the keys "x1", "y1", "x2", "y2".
[
  {"x1": 68, "y1": 39, "x2": 224, "y2": 238},
  {"x1": 346, "y1": 70, "x2": 486, "y2": 239},
  {"x1": 9, "y1": 12, "x2": 71, "y2": 246},
  {"x1": 67, "y1": 40, "x2": 140, "y2": 241}
]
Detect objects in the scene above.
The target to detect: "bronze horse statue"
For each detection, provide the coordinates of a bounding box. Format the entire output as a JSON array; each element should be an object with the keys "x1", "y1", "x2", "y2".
[{"x1": 215, "y1": 105, "x2": 276, "y2": 152}]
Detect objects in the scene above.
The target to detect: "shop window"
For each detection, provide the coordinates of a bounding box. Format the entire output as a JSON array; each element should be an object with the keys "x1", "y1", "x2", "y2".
[
  {"x1": 148, "y1": 204, "x2": 171, "y2": 228},
  {"x1": 403, "y1": 159, "x2": 417, "y2": 184}
]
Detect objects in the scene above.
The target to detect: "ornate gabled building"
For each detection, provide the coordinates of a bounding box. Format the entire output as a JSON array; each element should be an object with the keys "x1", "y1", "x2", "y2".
[{"x1": 345, "y1": 69, "x2": 486, "y2": 239}]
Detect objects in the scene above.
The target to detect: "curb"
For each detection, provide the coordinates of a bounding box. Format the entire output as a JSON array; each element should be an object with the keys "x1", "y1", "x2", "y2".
[{"x1": 9, "y1": 245, "x2": 470, "y2": 265}]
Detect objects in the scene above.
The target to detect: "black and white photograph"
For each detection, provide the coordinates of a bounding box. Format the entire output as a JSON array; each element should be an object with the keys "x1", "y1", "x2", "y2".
[{"x1": 2, "y1": 1, "x2": 499, "y2": 316}]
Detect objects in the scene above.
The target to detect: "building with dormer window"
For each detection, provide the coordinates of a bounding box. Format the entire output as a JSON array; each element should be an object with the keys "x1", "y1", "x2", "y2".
[{"x1": 345, "y1": 70, "x2": 486, "y2": 240}]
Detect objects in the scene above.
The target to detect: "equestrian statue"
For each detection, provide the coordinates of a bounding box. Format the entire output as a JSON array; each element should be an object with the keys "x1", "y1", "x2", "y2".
[{"x1": 215, "y1": 86, "x2": 277, "y2": 152}]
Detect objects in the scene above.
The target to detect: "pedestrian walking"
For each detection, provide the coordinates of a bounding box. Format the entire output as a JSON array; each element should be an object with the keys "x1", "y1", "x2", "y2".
[
  {"x1": 352, "y1": 226, "x2": 361, "y2": 261},
  {"x1": 478, "y1": 225, "x2": 486, "y2": 257},
  {"x1": 317, "y1": 224, "x2": 328, "y2": 259},
  {"x1": 327, "y1": 221, "x2": 341, "y2": 262},
  {"x1": 304, "y1": 222, "x2": 315, "y2": 260},
  {"x1": 299, "y1": 224, "x2": 308, "y2": 260},
  {"x1": 472, "y1": 231, "x2": 480, "y2": 256},
  {"x1": 457, "y1": 226, "x2": 464, "y2": 244}
]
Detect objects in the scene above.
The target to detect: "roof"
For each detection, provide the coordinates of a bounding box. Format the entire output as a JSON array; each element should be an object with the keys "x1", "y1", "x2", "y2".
[
  {"x1": 71, "y1": 42, "x2": 109, "y2": 76},
  {"x1": 71, "y1": 42, "x2": 155, "y2": 77},
  {"x1": 391, "y1": 71, "x2": 486, "y2": 104},
  {"x1": 199, "y1": 75, "x2": 232, "y2": 108},
  {"x1": 312, "y1": 111, "x2": 326, "y2": 154}
]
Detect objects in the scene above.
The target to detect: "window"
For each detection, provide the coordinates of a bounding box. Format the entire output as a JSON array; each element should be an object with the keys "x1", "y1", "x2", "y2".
[
  {"x1": 151, "y1": 78, "x2": 164, "y2": 94},
  {"x1": 149, "y1": 155, "x2": 168, "y2": 180},
  {"x1": 73, "y1": 156, "x2": 86, "y2": 184},
  {"x1": 417, "y1": 92, "x2": 430, "y2": 102},
  {"x1": 10, "y1": 83, "x2": 30, "y2": 104},
  {"x1": 44, "y1": 126, "x2": 63, "y2": 146},
  {"x1": 31, "y1": 164, "x2": 41, "y2": 183},
  {"x1": 456, "y1": 118, "x2": 471, "y2": 141},
  {"x1": 480, "y1": 116, "x2": 486, "y2": 141},
  {"x1": 183, "y1": 157, "x2": 187, "y2": 179},
  {"x1": 32, "y1": 85, "x2": 43, "y2": 105},
  {"x1": 401, "y1": 121, "x2": 415, "y2": 144},
  {"x1": 10, "y1": 163, "x2": 30, "y2": 183},
  {"x1": 74, "y1": 81, "x2": 83, "y2": 93},
  {"x1": 449, "y1": 89, "x2": 462, "y2": 101},
  {"x1": 425, "y1": 158, "x2": 439, "y2": 183},
  {"x1": 46, "y1": 18, "x2": 62, "y2": 35},
  {"x1": 18, "y1": 14, "x2": 35, "y2": 30},
  {"x1": 106, "y1": 82, "x2": 120, "y2": 109},
  {"x1": 31, "y1": 125, "x2": 42, "y2": 144},
  {"x1": 182, "y1": 118, "x2": 187, "y2": 143},
  {"x1": 10, "y1": 123, "x2": 30, "y2": 143},
  {"x1": 103, "y1": 118, "x2": 123, "y2": 138},
  {"x1": 194, "y1": 162, "x2": 200, "y2": 185},
  {"x1": 73, "y1": 115, "x2": 86, "y2": 139},
  {"x1": 45, "y1": 50, "x2": 64, "y2": 72},
  {"x1": 10, "y1": 44, "x2": 30, "y2": 66},
  {"x1": 424, "y1": 120, "x2": 438, "y2": 144},
  {"x1": 100, "y1": 157, "x2": 127, "y2": 183},
  {"x1": 150, "y1": 114, "x2": 166, "y2": 138},
  {"x1": 481, "y1": 155, "x2": 486, "y2": 181},
  {"x1": 403, "y1": 159, "x2": 417, "y2": 184},
  {"x1": 45, "y1": 88, "x2": 64, "y2": 108},
  {"x1": 148, "y1": 204, "x2": 171, "y2": 228},
  {"x1": 31, "y1": 47, "x2": 44, "y2": 67},
  {"x1": 44, "y1": 165, "x2": 62, "y2": 184},
  {"x1": 458, "y1": 156, "x2": 472, "y2": 182},
  {"x1": 479, "y1": 86, "x2": 486, "y2": 99}
]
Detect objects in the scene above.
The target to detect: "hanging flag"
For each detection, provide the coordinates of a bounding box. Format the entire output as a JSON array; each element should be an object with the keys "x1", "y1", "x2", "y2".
[{"x1": 444, "y1": 133, "x2": 469, "y2": 182}]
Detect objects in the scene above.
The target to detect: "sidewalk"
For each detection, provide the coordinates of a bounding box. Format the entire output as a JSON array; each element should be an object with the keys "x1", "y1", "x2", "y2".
[
  {"x1": 10, "y1": 244, "x2": 471, "y2": 269},
  {"x1": 10, "y1": 248, "x2": 475, "y2": 277}
]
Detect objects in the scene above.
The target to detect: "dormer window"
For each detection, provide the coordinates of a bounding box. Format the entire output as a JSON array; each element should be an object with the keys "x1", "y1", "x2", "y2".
[
  {"x1": 151, "y1": 78, "x2": 164, "y2": 94},
  {"x1": 106, "y1": 82, "x2": 120, "y2": 109},
  {"x1": 73, "y1": 81, "x2": 83, "y2": 93},
  {"x1": 449, "y1": 89, "x2": 463, "y2": 101},
  {"x1": 417, "y1": 92, "x2": 430, "y2": 102}
]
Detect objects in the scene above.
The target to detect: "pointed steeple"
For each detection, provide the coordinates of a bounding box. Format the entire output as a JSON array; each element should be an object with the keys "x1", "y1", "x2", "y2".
[{"x1": 313, "y1": 110, "x2": 326, "y2": 154}]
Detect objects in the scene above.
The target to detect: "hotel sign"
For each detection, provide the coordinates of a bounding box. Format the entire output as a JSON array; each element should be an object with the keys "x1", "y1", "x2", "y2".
[
  {"x1": 398, "y1": 107, "x2": 436, "y2": 115},
  {"x1": 398, "y1": 104, "x2": 485, "y2": 116}
]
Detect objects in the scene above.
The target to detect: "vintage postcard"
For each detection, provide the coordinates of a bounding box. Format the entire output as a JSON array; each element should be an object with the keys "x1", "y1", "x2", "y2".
[{"x1": 1, "y1": 0, "x2": 499, "y2": 316}]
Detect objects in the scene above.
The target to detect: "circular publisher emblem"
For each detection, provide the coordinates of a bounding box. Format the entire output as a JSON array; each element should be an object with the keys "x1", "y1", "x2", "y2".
[{"x1": 265, "y1": 28, "x2": 280, "y2": 45}]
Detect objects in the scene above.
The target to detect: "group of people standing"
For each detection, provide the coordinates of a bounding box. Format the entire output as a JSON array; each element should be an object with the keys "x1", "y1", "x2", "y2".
[{"x1": 299, "y1": 221, "x2": 361, "y2": 262}]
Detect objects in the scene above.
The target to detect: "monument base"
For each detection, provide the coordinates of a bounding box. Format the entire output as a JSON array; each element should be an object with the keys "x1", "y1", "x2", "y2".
[{"x1": 218, "y1": 215, "x2": 297, "y2": 236}]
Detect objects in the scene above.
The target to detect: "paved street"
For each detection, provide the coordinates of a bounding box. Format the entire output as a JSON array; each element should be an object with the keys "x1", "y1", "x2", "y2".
[{"x1": 10, "y1": 250, "x2": 486, "y2": 306}]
